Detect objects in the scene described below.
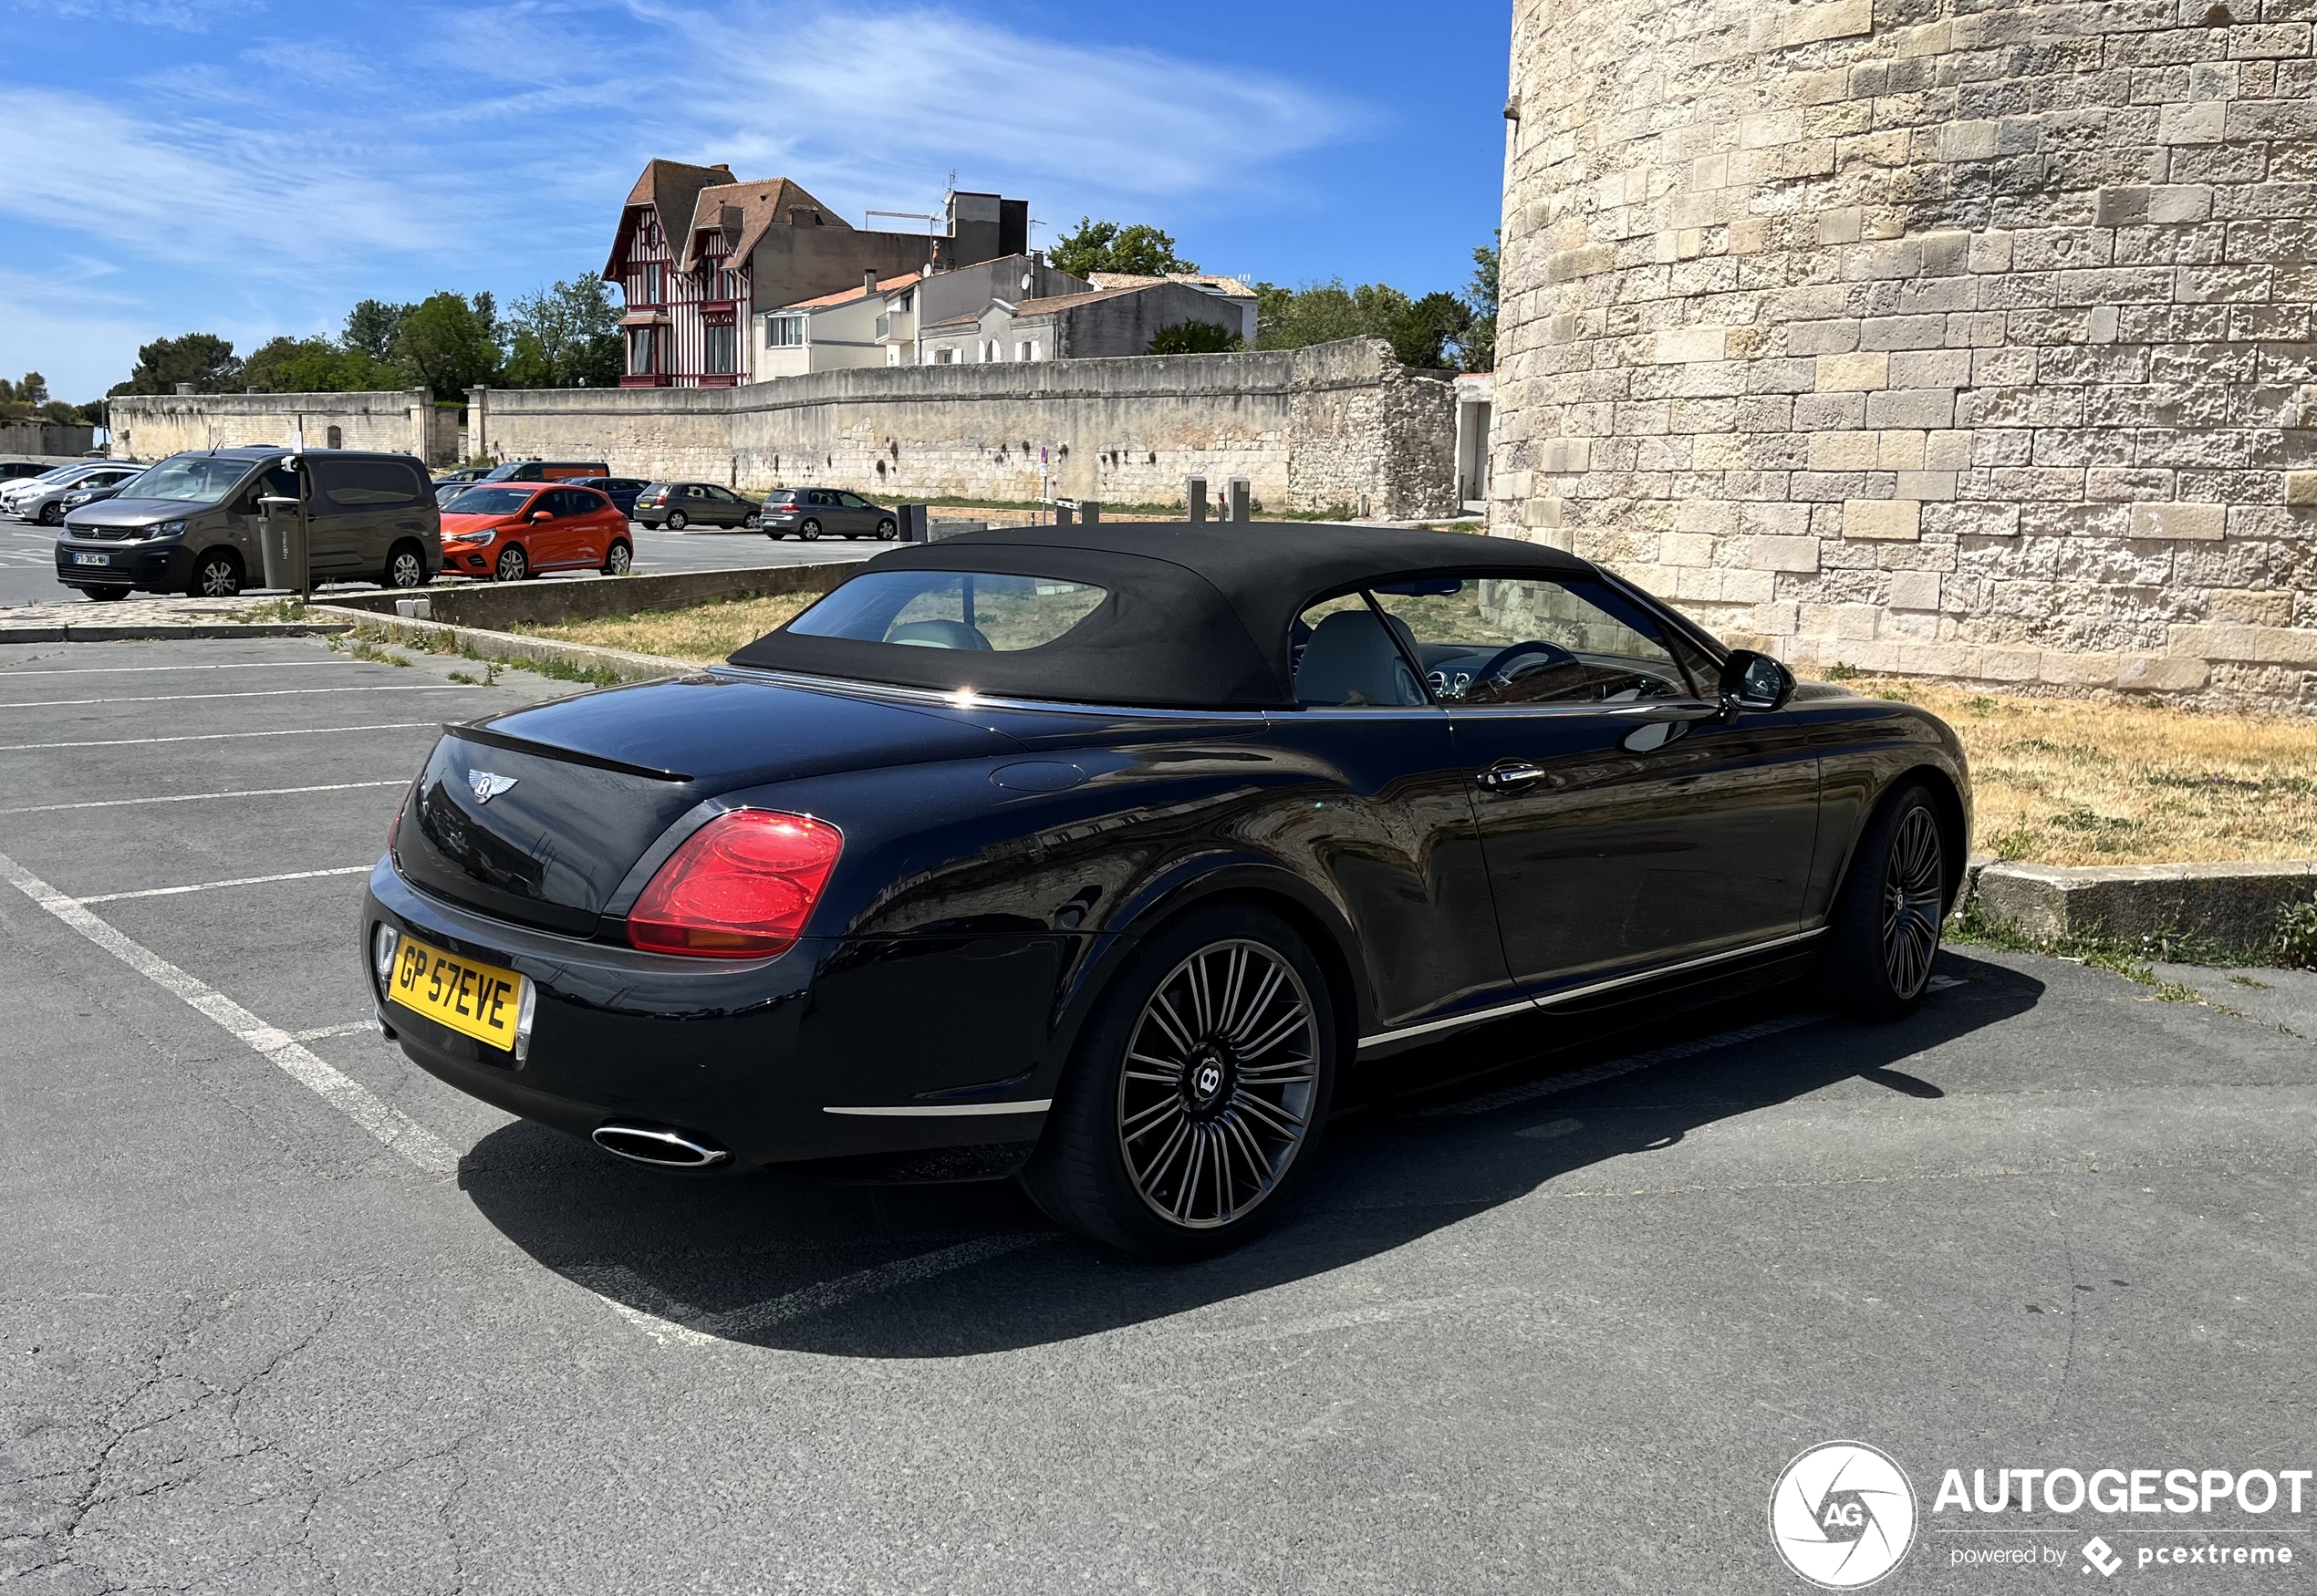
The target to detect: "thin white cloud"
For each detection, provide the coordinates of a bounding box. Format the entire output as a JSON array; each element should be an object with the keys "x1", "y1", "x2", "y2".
[
  {"x1": 0, "y1": 88, "x2": 454, "y2": 271},
  {"x1": 6, "y1": 0, "x2": 256, "y2": 27},
  {"x1": 639, "y1": 3, "x2": 1355, "y2": 210}
]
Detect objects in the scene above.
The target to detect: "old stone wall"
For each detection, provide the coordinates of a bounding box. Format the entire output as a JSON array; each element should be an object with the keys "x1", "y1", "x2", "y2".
[
  {"x1": 109, "y1": 390, "x2": 438, "y2": 463},
  {"x1": 0, "y1": 420, "x2": 97, "y2": 458},
  {"x1": 1492, "y1": 0, "x2": 2317, "y2": 710},
  {"x1": 466, "y1": 339, "x2": 1456, "y2": 517}
]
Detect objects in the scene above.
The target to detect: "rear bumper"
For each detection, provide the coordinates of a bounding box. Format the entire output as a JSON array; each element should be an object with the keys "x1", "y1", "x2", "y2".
[{"x1": 362, "y1": 861, "x2": 1062, "y2": 1173}]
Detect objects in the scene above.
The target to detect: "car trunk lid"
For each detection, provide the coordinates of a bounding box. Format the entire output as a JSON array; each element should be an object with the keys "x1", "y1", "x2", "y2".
[{"x1": 392, "y1": 673, "x2": 1023, "y2": 937}]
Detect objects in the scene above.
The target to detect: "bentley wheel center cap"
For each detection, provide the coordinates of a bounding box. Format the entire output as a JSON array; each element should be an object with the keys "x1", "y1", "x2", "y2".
[{"x1": 1195, "y1": 1062, "x2": 1223, "y2": 1097}]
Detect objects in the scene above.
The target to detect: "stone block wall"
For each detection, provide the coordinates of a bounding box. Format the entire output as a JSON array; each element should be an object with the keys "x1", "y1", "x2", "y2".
[
  {"x1": 1492, "y1": 0, "x2": 2317, "y2": 710},
  {"x1": 109, "y1": 390, "x2": 440, "y2": 464},
  {"x1": 0, "y1": 420, "x2": 97, "y2": 458},
  {"x1": 473, "y1": 339, "x2": 1457, "y2": 518}
]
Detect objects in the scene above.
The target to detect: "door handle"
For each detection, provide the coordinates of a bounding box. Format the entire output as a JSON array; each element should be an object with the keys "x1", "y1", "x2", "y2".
[{"x1": 1478, "y1": 759, "x2": 1547, "y2": 791}]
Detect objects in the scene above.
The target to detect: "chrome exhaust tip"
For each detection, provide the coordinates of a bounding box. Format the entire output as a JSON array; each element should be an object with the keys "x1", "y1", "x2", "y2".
[{"x1": 591, "y1": 1124, "x2": 732, "y2": 1168}]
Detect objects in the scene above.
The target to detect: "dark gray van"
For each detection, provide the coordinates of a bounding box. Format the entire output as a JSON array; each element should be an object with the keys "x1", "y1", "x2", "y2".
[{"x1": 55, "y1": 448, "x2": 441, "y2": 600}]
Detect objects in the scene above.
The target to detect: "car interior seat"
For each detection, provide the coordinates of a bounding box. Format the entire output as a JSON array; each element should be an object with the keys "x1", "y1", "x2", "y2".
[
  {"x1": 886, "y1": 618, "x2": 993, "y2": 650},
  {"x1": 1294, "y1": 610, "x2": 1427, "y2": 706}
]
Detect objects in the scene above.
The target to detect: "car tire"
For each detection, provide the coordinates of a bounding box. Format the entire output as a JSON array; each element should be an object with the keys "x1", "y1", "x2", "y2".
[
  {"x1": 601, "y1": 539, "x2": 631, "y2": 576},
  {"x1": 382, "y1": 540, "x2": 430, "y2": 590},
  {"x1": 184, "y1": 548, "x2": 243, "y2": 598},
  {"x1": 742, "y1": 511, "x2": 762, "y2": 529},
  {"x1": 799, "y1": 518, "x2": 821, "y2": 541},
  {"x1": 81, "y1": 586, "x2": 130, "y2": 603},
  {"x1": 36, "y1": 502, "x2": 61, "y2": 526},
  {"x1": 876, "y1": 518, "x2": 898, "y2": 540},
  {"x1": 665, "y1": 510, "x2": 688, "y2": 531},
  {"x1": 1022, "y1": 902, "x2": 1336, "y2": 1260},
  {"x1": 494, "y1": 544, "x2": 529, "y2": 583},
  {"x1": 1822, "y1": 779, "x2": 1949, "y2": 1021}
]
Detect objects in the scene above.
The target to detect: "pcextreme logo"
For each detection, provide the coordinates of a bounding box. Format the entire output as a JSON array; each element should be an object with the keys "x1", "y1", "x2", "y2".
[{"x1": 1770, "y1": 1441, "x2": 1919, "y2": 1589}]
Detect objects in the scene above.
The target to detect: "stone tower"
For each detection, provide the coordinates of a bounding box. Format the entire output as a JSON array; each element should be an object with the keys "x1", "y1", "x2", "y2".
[{"x1": 1491, "y1": 0, "x2": 2317, "y2": 708}]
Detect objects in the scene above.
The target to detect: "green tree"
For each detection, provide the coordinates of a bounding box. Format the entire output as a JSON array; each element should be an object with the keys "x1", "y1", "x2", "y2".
[
  {"x1": 1251, "y1": 278, "x2": 1475, "y2": 368},
  {"x1": 1394, "y1": 291, "x2": 1474, "y2": 369},
  {"x1": 109, "y1": 333, "x2": 242, "y2": 396},
  {"x1": 242, "y1": 336, "x2": 400, "y2": 393},
  {"x1": 1455, "y1": 233, "x2": 1500, "y2": 372},
  {"x1": 1148, "y1": 319, "x2": 1241, "y2": 355},
  {"x1": 1049, "y1": 218, "x2": 1198, "y2": 278},
  {"x1": 0, "y1": 372, "x2": 47, "y2": 419},
  {"x1": 393, "y1": 291, "x2": 503, "y2": 397},
  {"x1": 503, "y1": 277, "x2": 621, "y2": 388},
  {"x1": 344, "y1": 299, "x2": 413, "y2": 363}
]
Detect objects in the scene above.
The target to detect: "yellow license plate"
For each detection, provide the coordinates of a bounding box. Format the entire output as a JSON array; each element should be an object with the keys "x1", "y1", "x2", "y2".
[{"x1": 389, "y1": 934, "x2": 526, "y2": 1052}]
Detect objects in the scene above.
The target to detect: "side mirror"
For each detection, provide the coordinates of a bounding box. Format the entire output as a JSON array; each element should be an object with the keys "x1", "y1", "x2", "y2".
[
  {"x1": 531, "y1": 510, "x2": 552, "y2": 523},
  {"x1": 1719, "y1": 649, "x2": 1796, "y2": 714}
]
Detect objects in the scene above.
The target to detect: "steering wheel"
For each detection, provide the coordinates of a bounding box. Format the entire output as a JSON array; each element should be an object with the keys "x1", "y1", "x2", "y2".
[{"x1": 1475, "y1": 640, "x2": 1576, "y2": 691}]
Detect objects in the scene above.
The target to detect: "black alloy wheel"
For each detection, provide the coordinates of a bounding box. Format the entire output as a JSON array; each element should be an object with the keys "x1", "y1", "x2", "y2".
[
  {"x1": 665, "y1": 509, "x2": 688, "y2": 531},
  {"x1": 186, "y1": 549, "x2": 242, "y2": 598},
  {"x1": 382, "y1": 541, "x2": 429, "y2": 589},
  {"x1": 1823, "y1": 780, "x2": 1948, "y2": 1018},
  {"x1": 601, "y1": 539, "x2": 632, "y2": 575},
  {"x1": 875, "y1": 517, "x2": 898, "y2": 540},
  {"x1": 1024, "y1": 903, "x2": 1335, "y2": 1259},
  {"x1": 798, "y1": 518, "x2": 821, "y2": 541},
  {"x1": 494, "y1": 543, "x2": 528, "y2": 583},
  {"x1": 742, "y1": 510, "x2": 762, "y2": 529}
]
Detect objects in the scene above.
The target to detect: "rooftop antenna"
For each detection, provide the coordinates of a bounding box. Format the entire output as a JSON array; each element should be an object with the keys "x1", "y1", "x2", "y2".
[{"x1": 944, "y1": 168, "x2": 959, "y2": 199}]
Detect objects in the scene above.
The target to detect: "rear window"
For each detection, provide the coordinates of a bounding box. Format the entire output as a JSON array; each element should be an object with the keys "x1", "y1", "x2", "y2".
[
  {"x1": 312, "y1": 458, "x2": 425, "y2": 513},
  {"x1": 443, "y1": 487, "x2": 538, "y2": 516},
  {"x1": 765, "y1": 490, "x2": 801, "y2": 503},
  {"x1": 785, "y1": 571, "x2": 1110, "y2": 652}
]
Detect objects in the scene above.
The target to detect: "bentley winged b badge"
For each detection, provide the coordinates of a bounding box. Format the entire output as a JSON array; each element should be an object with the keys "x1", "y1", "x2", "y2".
[{"x1": 468, "y1": 771, "x2": 518, "y2": 803}]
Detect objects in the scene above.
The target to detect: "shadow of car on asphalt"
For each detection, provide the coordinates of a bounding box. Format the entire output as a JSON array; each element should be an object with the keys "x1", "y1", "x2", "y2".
[{"x1": 457, "y1": 948, "x2": 2044, "y2": 1355}]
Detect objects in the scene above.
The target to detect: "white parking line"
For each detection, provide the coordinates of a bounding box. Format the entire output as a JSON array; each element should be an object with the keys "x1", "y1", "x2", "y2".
[
  {"x1": 0, "y1": 661, "x2": 373, "y2": 676},
  {"x1": 1422, "y1": 1011, "x2": 1829, "y2": 1116},
  {"x1": 75, "y1": 865, "x2": 375, "y2": 904},
  {"x1": 0, "y1": 780, "x2": 404, "y2": 815},
  {"x1": 0, "y1": 847, "x2": 458, "y2": 1176},
  {"x1": 290, "y1": 1021, "x2": 377, "y2": 1042},
  {"x1": 0, "y1": 721, "x2": 436, "y2": 751},
  {"x1": 574, "y1": 1236, "x2": 1041, "y2": 1347},
  {"x1": 0, "y1": 685, "x2": 472, "y2": 710}
]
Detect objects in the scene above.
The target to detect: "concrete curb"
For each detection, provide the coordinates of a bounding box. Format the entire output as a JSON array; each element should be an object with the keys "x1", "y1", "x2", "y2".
[
  {"x1": 307, "y1": 606, "x2": 696, "y2": 684},
  {"x1": 323, "y1": 562, "x2": 854, "y2": 631},
  {"x1": 1971, "y1": 857, "x2": 2317, "y2": 950},
  {"x1": 0, "y1": 620, "x2": 352, "y2": 643}
]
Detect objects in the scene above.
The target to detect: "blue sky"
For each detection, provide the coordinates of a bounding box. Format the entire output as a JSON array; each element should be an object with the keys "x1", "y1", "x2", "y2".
[{"x1": 3, "y1": 0, "x2": 1513, "y2": 401}]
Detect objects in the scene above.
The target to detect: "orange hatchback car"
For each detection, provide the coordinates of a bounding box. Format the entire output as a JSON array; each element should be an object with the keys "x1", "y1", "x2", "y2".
[{"x1": 437, "y1": 484, "x2": 633, "y2": 582}]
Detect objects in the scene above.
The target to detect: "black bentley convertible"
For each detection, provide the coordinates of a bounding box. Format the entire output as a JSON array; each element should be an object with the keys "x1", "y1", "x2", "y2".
[{"x1": 364, "y1": 523, "x2": 1969, "y2": 1257}]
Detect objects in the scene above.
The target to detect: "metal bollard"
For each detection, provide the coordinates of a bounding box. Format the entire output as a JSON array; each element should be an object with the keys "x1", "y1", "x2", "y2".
[
  {"x1": 1055, "y1": 502, "x2": 1075, "y2": 526},
  {"x1": 899, "y1": 504, "x2": 929, "y2": 542},
  {"x1": 1227, "y1": 477, "x2": 1252, "y2": 523},
  {"x1": 1185, "y1": 477, "x2": 1207, "y2": 523},
  {"x1": 1082, "y1": 501, "x2": 1101, "y2": 525}
]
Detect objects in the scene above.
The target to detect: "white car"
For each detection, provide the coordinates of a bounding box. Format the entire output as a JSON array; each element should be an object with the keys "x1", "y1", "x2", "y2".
[{"x1": 5, "y1": 464, "x2": 140, "y2": 525}]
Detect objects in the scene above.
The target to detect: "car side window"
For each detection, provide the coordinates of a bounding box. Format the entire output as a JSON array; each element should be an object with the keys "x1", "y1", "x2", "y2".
[
  {"x1": 811, "y1": 490, "x2": 837, "y2": 506},
  {"x1": 1291, "y1": 594, "x2": 1428, "y2": 709},
  {"x1": 708, "y1": 486, "x2": 737, "y2": 502},
  {"x1": 1367, "y1": 575, "x2": 1696, "y2": 706},
  {"x1": 685, "y1": 484, "x2": 709, "y2": 500},
  {"x1": 839, "y1": 492, "x2": 869, "y2": 508}
]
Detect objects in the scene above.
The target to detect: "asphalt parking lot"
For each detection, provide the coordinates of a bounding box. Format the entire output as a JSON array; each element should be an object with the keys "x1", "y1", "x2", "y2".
[
  {"x1": 0, "y1": 521, "x2": 875, "y2": 610},
  {"x1": 3, "y1": 637, "x2": 2313, "y2": 1593}
]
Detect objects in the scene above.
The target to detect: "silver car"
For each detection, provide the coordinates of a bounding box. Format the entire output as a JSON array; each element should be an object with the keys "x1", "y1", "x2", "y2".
[{"x1": 7, "y1": 463, "x2": 144, "y2": 526}]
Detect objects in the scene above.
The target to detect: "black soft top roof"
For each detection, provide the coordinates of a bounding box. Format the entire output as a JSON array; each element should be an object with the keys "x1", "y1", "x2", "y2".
[{"x1": 727, "y1": 521, "x2": 1599, "y2": 710}]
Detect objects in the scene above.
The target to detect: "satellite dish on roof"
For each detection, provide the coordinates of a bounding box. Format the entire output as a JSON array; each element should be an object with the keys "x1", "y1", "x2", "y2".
[{"x1": 1021, "y1": 273, "x2": 1033, "y2": 293}]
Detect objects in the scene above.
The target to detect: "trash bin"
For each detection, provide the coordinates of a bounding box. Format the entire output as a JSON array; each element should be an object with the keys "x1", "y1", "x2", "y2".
[{"x1": 256, "y1": 494, "x2": 308, "y2": 596}]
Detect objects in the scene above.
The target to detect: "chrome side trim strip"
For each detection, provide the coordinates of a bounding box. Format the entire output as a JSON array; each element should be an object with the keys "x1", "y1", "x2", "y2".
[
  {"x1": 822, "y1": 1099, "x2": 1054, "y2": 1117},
  {"x1": 1529, "y1": 926, "x2": 1826, "y2": 1011},
  {"x1": 1355, "y1": 997, "x2": 1543, "y2": 1052},
  {"x1": 1355, "y1": 927, "x2": 1826, "y2": 1052}
]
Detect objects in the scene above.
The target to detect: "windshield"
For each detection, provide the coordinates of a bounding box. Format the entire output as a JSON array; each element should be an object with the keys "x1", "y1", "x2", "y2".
[
  {"x1": 443, "y1": 487, "x2": 537, "y2": 516},
  {"x1": 785, "y1": 571, "x2": 1110, "y2": 652},
  {"x1": 121, "y1": 454, "x2": 261, "y2": 505}
]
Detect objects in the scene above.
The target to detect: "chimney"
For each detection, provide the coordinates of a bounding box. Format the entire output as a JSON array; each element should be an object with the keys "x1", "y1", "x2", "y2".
[{"x1": 865, "y1": 269, "x2": 880, "y2": 298}]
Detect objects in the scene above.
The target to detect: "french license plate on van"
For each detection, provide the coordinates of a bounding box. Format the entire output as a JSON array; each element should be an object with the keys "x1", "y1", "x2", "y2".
[
  {"x1": 388, "y1": 934, "x2": 527, "y2": 1052},
  {"x1": 70, "y1": 553, "x2": 109, "y2": 566}
]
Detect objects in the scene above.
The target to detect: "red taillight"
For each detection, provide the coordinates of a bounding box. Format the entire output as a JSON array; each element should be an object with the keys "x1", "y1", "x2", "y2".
[
  {"x1": 626, "y1": 810, "x2": 842, "y2": 959},
  {"x1": 390, "y1": 780, "x2": 413, "y2": 852}
]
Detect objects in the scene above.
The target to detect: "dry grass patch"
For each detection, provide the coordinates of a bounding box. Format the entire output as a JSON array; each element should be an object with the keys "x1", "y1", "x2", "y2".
[
  {"x1": 1834, "y1": 675, "x2": 2317, "y2": 865},
  {"x1": 513, "y1": 592, "x2": 818, "y2": 664}
]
